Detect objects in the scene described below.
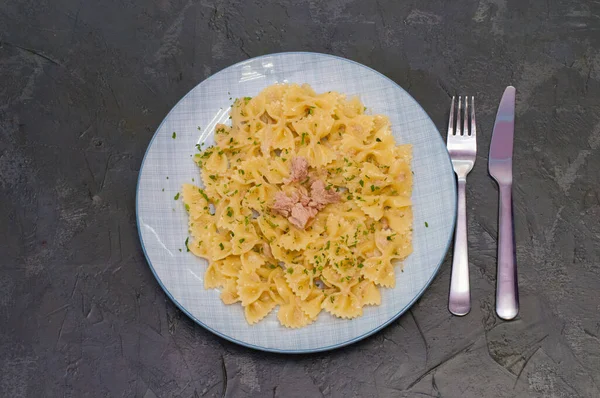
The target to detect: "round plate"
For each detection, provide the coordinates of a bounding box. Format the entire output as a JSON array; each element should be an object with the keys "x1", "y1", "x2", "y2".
[{"x1": 136, "y1": 52, "x2": 456, "y2": 353}]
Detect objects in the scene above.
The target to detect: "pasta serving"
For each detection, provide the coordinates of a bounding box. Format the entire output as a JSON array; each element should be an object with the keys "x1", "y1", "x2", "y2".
[{"x1": 182, "y1": 83, "x2": 413, "y2": 328}]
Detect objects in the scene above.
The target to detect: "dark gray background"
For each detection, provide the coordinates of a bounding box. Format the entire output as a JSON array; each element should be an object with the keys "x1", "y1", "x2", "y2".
[{"x1": 1, "y1": 0, "x2": 599, "y2": 397}]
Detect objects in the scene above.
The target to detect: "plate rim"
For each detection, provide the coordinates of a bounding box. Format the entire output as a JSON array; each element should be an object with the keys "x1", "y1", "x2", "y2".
[{"x1": 136, "y1": 51, "x2": 457, "y2": 354}]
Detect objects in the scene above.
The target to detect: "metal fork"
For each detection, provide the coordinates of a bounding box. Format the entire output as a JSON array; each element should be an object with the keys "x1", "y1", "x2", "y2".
[{"x1": 447, "y1": 96, "x2": 476, "y2": 316}]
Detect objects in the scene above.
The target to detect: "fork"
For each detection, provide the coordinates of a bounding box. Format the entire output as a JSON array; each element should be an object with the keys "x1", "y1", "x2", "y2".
[{"x1": 447, "y1": 96, "x2": 476, "y2": 316}]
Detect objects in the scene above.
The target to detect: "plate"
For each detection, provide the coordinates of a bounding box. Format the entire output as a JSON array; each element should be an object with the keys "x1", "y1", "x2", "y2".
[{"x1": 136, "y1": 52, "x2": 456, "y2": 353}]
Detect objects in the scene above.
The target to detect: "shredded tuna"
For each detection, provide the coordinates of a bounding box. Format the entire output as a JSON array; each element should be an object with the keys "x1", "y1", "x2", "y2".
[
  {"x1": 283, "y1": 157, "x2": 309, "y2": 184},
  {"x1": 288, "y1": 186, "x2": 311, "y2": 206},
  {"x1": 270, "y1": 179, "x2": 341, "y2": 229},
  {"x1": 381, "y1": 217, "x2": 390, "y2": 230},
  {"x1": 262, "y1": 243, "x2": 273, "y2": 258},
  {"x1": 271, "y1": 191, "x2": 297, "y2": 217},
  {"x1": 289, "y1": 203, "x2": 318, "y2": 229},
  {"x1": 309, "y1": 180, "x2": 341, "y2": 210},
  {"x1": 260, "y1": 112, "x2": 276, "y2": 124}
]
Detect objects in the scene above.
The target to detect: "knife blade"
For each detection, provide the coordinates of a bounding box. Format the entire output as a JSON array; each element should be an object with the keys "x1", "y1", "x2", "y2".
[
  {"x1": 489, "y1": 86, "x2": 519, "y2": 320},
  {"x1": 489, "y1": 86, "x2": 516, "y2": 178}
]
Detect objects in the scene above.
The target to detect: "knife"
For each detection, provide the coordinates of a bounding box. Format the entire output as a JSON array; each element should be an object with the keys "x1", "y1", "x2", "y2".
[{"x1": 489, "y1": 86, "x2": 519, "y2": 320}]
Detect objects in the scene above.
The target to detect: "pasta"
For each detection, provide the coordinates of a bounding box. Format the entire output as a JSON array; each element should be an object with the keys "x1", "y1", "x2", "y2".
[{"x1": 182, "y1": 83, "x2": 413, "y2": 327}]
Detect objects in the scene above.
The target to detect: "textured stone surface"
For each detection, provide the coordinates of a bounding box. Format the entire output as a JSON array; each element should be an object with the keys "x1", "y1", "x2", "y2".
[{"x1": 1, "y1": 0, "x2": 600, "y2": 397}]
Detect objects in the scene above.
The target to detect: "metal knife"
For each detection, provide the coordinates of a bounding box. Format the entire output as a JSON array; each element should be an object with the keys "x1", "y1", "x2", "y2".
[{"x1": 489, "y1": 86, "x2": 519, "y2": 320}]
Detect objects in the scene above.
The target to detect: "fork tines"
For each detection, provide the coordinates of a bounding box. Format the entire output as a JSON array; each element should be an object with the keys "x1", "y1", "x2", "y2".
[{"x1": 448, "y1": 96, "x2": 476, "y2": 137}]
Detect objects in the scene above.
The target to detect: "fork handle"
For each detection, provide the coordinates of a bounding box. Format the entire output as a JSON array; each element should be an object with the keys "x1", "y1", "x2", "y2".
[
  {"x1": 449, "y1": 178, "x2": 470, "y2": 316},
  {"x1": 496, "y1": 183, "x2": 519, "y2": 320}
]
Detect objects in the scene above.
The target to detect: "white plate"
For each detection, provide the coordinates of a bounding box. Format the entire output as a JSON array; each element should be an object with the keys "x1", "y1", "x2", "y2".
[{"x1": 136, "y1": 52, "x2": 456, "y2": 353}]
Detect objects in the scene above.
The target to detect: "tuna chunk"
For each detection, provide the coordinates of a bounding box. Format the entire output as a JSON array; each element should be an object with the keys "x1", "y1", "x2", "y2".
[
  {"x1": 270, "y1": 179, "x2": 341, "y2": 229},
  {"x1": 289, "y1": 203, "x2": 319, "y2": 229},
  {"x1": 271, "y1": 187, "x2": 311, "y2": 216},
  {"x1": 283, "y1": 157, "x2": 309, "y2": 184},
  {"x1": 271, "y1": 191, "x2": 297, "y2": 217},
  {"x1": 309, "y1": 180, "x2": 341, "y2": 210},
  {"x1": 262, "y1": 242, "x2": 273, "y2": 258}
]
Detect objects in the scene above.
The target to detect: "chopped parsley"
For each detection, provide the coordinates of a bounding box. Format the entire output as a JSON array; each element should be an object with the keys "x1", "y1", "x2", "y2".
[
  {"x1": 172, "y1": 132, "x2": 176, "y2": 139},
  {"x1": 287, "y1": 268, "x2": 294, "y2": 274},
  {"x1": 209, "y1": 175, "x2": 217, "y2": 180},
  {"x1": 425, "y1": 222, "x2": 429, "y2": 228},
  {"x1": 244, "y1": 96, "x2": 252, "y2": 103},
  {"x1": 376, "y1": 138, "x2": 382, "y2": 142},
  {"x1": 219, "y1": 243, "x2": 224, "y2": 250},
  {"x1": 198, "y1": 189, "x2": 210, "y2": 202},
  {"x1": 358, "y1": 263, "x2": 364, "y2": 268},
  {"x1": 301, "y1": 132, "x2": 308, "y2": 145},
  {"x1": 185, "y1": 204, "x2": 190, "y2": 212},
  {"x1": 174, "y1": 192, "x2": 180, "y2": 200},
  {"x1": 226, "y1": 207, "x2": 233, "y2": 217},
  {"x1": 359, "y1": 180, "x2": 364, "y2": 187},
  {"x1": 239, "y1": 238, "x2": 245, "y2": 244},
  {"x1": 185, "y1": 237, "x2": 190, "y2": 252}
]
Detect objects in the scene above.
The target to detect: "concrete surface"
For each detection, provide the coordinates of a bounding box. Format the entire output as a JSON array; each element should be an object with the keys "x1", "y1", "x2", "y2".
[{"x1": 1, "y1": 0, "x2": 600, "y2": 397}]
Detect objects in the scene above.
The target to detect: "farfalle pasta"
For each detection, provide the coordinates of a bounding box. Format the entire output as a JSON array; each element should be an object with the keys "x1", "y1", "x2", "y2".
[{"x1": 182, "y1": 83, "x2": 413, "y2": 328}]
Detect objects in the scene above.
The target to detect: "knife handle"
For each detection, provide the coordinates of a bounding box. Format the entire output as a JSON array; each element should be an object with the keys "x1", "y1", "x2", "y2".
[{"x1": 496, "y1": 183, "x2": 519, "y2": 320}]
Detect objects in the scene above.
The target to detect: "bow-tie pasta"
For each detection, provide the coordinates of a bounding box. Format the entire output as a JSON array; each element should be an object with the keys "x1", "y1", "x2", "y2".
[{"x1": 183, "y1": 84, "x2": 413, "y2": 328}]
